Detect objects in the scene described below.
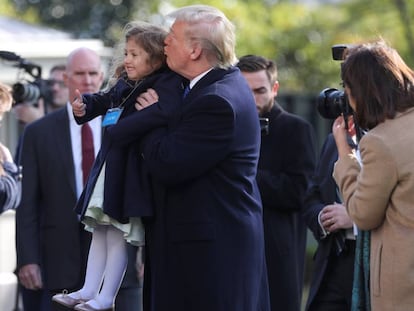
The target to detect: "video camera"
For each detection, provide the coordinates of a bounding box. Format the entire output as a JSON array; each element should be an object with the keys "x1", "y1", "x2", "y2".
[
  {"x1": 0, "y1": 50, "x2": 53, "y2": 107},
  {"x1": 317, "y1": 44, "x2": 352, "y2": 120}
]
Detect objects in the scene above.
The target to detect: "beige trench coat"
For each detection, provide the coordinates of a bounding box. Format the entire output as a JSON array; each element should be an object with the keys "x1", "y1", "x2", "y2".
[{"x1": 334, "y1": 107, "x2": 414, "y2": 311}]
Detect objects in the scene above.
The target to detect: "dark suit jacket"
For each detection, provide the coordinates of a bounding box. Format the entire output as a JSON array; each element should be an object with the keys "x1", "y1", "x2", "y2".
[
  {"x1": 302, "y1": 133, "x2": 354, "y2": 310},
  {"x1": 16, "y1": 107, "x2": 91, "y2": 291},
  {"x1": 74, "y1": 68, "x2": 181, "y2": 223},
  {"x1": 258, "y1": 104, "x2": 316, "y2": 311},
  {"x1": 108, "y1": 67, "x2": 270, "y2": 311}
]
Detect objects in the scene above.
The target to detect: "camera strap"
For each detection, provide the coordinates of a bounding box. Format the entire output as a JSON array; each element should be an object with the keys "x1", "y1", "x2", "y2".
[{"x1": 102, "y1": 79, "x2": 143, "y2": 127}]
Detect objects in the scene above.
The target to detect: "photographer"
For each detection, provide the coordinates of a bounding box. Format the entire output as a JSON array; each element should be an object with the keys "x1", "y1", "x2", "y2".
[
  {"x1": 0, "y1": 82, "x2": 21, "y2": 214},
  {"x1": 332, "y1": 39, "x2": 414, "y2": 310}
]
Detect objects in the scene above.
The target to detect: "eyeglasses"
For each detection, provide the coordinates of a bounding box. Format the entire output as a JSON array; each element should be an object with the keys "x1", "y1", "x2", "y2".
[{"x1": 47, "y1": 80, "x2": 66, "y2": 88}]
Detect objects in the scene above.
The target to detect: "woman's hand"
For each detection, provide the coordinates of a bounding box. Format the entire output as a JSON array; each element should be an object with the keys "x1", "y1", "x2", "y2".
[
  {"x1": 71, "y1": 89, "x2": 86, "y2": 117},
  {"x1": 332, "y1": 115, "x2": 353, "y2": 158}
]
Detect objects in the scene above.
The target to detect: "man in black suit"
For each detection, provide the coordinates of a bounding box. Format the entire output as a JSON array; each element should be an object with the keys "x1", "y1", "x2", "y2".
[
  {"x1": 302, "y1": 131, "x2": 356, "y2": 311},
  {"x1": 237, "y1": 55, "x2": 317, "y2": 311},
  {"x1": 15, "y1": 47, "x2": 104, "y2": 309}
]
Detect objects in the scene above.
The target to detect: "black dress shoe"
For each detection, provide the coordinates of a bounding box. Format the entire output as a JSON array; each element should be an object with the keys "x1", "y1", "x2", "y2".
[{"x1": 52, "y1": 293, "x2": 86, "y2": 308}]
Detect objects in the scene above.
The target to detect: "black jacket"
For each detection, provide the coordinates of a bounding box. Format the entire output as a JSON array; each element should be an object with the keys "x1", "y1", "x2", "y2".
[{"x1": 258, "y1": 103, "x2": 317, "y2": 311}]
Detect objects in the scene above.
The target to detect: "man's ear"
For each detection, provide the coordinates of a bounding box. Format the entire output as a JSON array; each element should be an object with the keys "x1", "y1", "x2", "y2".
[
  {"x1": 62, "y1": 72, "x2": 68, "y2": 85},
  {"x1": 272, "y1": 81, "x2": 279, "y2": 97},
  {"x1": 189, "y1": 43, "x2": 202, "y2": 60}
]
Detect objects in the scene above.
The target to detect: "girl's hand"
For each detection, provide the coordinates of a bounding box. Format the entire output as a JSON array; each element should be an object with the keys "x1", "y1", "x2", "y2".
[{"x1": 71, "y1": 89, "x2": 86, "y2": 117}]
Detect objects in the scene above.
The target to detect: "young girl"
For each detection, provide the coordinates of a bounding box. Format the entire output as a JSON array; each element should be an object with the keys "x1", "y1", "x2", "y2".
[{"x1": 52, "y1": 21, "x2": 169, "y2": 311}]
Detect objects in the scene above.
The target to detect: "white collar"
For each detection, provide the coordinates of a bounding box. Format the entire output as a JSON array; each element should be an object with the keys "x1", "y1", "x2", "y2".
[{"x1": 189, "y1": 67, "x2": 214, "y2": 89}]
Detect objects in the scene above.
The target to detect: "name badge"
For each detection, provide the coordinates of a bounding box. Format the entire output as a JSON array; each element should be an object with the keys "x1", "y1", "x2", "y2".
[{"x1": 102, "y1": 108, "x2": 124, "y2": 127}]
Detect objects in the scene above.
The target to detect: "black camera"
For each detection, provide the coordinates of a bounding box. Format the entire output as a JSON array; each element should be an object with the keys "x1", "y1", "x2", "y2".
[
  {"x1": 317, "y1": 87, "x2": 352, "y2": 119},
  {"x1": 12, "y1": 79, "x2": 52, "y2": 107},
  {"x1": 317, "y1": 44, "x2": 353, "y2": 119},
  {"x1": 0, "y1": 51, "x2": 53, "y2": 107}
]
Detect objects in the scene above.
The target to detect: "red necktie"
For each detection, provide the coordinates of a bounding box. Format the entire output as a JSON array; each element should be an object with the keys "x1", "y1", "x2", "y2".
[{"x1": 81, "y1": 123, "x2": 94, "y2": 186}]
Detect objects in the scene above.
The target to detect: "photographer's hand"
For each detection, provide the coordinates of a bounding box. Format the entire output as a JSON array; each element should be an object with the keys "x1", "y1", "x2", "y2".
[
  {"x1": 71, "y1": 89, "x2": 86, "y2": 117},
  {"x1": 332, "y1": 116, "x2": 352, "y2": 158},
  {"x1": 12, "y1": 99, "x2": 45, "y2": 124},
  {"x1": 320, "y1": 203, "x2": 353, "y2": 233}
]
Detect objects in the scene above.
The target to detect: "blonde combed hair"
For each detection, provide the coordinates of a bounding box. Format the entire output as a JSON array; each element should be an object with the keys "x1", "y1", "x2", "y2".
[{"x1": 168, "y1": 5, "x2": 237, "y2": 68}]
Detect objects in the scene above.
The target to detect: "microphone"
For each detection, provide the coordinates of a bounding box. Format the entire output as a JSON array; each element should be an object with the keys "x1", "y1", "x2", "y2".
[
  {"x1": 0, "y1": 51, "x2": 42, "y2": 78},
  {"x1": 0, "y1": 51, "x2": 21, "y2": 62}
]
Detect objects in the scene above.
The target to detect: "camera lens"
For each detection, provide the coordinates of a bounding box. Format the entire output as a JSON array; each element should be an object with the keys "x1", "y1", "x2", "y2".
[
  {"x1": 12, "y1": 82, "x2": 41, "y2": 104},
  {"x1": 317, "y1": 88, "x2": 347, "y2": 119}
]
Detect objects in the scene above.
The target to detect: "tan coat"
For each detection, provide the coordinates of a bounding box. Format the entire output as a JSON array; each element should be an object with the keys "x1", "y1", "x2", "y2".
[{"x1": 333, "y1": 107, "x2": 414, "y2": 311}]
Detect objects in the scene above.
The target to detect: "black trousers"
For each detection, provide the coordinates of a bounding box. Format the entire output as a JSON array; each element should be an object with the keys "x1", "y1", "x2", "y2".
[{"x1": 309, "y1": 239, "x2": 355, "y2": 311}]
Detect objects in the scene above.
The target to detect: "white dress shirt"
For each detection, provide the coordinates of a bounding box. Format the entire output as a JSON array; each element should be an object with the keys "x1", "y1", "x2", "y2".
[{"x1": 67, "y1": 103, "x2": 102, "y2": 198}]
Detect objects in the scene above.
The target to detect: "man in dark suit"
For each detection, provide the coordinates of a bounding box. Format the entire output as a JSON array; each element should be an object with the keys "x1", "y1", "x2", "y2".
[
  {"x1": 15, "y1": 47, "x2": 104, "y2": 309},
  {"x1": 236, "y1": 55, "x2": 317, "y2": 311},
  {"x1": 302, "y1": 132, "x2": 356, "y2": 311},
  {"x1": 107, "y1": 5, "x2": 270, "y2": 311},
  {"x1": 13, "y1": 64, "x2": 68, "y2": 311}
]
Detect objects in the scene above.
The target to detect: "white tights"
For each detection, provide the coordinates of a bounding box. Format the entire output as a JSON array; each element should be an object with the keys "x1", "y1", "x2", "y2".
[{"x1": 69, "y1": 224, "x2": 128, "y2": 309}]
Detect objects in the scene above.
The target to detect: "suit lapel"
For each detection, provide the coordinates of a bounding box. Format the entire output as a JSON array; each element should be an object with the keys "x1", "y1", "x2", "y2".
[{"x1": 52, "y1": 108, "x2": 77, "y2": 198}]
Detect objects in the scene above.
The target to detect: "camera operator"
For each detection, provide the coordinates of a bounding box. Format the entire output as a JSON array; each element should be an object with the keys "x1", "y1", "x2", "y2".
[
  {"x1": 13, "y1": 64, "x2": 68, "y2": 126},
  {"x1": 13, "y1": 64, "x2": 68, "y2": 161},
  {"x1": 237, "y1": 55, "x2": 317, "y2": 311},
  {"x1": 0, "y1": 82, "x2": 21, "y2": 214}
]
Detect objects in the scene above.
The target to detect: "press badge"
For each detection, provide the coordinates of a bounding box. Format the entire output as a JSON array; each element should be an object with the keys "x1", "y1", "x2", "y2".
[{"x1": 102, "y1": 107, "x2": 124, "y2": 127}]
